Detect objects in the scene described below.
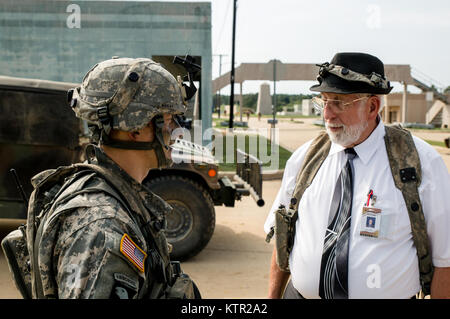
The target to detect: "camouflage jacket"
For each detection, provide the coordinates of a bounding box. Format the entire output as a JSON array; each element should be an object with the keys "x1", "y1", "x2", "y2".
[{"x1": 34, "y1": 144, "x2": 173, "y2": 298}]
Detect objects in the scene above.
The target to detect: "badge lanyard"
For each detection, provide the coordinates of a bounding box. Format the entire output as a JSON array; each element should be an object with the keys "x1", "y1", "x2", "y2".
[{"x1": 360, "y1": 189, "x2": 381, "y2": 238}]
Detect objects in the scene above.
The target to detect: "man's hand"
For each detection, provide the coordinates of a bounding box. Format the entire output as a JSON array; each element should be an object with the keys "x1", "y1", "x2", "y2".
[
  {"x1": 268, "y1": 247, "x2": 290, "y2": 298},
  {"x1": 431, "y1": 266, "x2": 450, "y2": 298}
]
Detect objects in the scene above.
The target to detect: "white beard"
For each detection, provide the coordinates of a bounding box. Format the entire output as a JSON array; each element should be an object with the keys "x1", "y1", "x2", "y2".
[{"x1": 325, "y1": 108, "x2": 368, "y2": 147}]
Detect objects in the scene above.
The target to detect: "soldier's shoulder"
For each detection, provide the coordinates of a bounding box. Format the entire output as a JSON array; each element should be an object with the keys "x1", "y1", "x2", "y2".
[
  {"x1": 52, "y1": 201, "x2": 149, "y2": 267},
  {"x1": 51, "y1": 214, "x2": 148, "y2": 298},
  {"x1": 53, "y1": 190, "x2": 141, "y2": 243}
]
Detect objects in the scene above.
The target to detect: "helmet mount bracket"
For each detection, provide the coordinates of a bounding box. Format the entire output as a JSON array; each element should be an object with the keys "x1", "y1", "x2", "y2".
[{"x1": 173, "y1": 55, "x2": 201, "y2": 101}]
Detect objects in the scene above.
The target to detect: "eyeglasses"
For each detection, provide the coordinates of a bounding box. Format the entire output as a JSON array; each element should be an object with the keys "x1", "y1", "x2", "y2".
[
  {"x1": 311, "y1": 96, "x2": 371, "y2": 114},
  {"x1": 153, "y1": 114, "x2": 184, "y2": 148}
]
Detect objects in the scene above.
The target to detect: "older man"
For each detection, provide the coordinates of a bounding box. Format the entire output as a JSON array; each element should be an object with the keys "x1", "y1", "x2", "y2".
[{"x1": 265, "y1": 52, "x2": 450, "y2": 299}]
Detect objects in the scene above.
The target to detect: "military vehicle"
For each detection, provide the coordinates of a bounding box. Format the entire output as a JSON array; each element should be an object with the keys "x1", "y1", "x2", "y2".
[{"x1": 0, "y1": 74, "x2": 264, "y2": 260}]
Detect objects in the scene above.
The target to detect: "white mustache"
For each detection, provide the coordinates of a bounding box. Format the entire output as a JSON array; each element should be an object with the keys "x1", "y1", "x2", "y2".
[{"x1": 326, "y1": 123, "x2": 344, "y2": 128}]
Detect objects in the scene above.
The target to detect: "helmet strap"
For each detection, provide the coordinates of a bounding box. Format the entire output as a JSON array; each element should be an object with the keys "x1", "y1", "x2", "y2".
[
  {"x1": 99, "y1": 129, "x2": 171, "y2": 168},
  {"x1": 154, "y1": 127, "x2": 172, "y2": 168},
  {"x1": 97, "y1": 105, "x2": 112, "y2": 135}
]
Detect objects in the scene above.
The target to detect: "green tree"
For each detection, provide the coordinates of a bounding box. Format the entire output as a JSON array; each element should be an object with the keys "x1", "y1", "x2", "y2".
[{"x1": 243, "y1": 93, "x2": 258, "y2": 110}]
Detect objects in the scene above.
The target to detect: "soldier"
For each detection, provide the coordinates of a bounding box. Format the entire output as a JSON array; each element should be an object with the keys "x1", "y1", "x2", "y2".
[{"x1": 7, "y1": 57, "x2": 199, "y2": 299}]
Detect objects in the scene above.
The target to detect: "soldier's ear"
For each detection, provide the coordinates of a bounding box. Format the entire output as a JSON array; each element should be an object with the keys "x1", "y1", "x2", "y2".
[{"x1": 129, "y1": 131, "x2": 140, "y2": 140}]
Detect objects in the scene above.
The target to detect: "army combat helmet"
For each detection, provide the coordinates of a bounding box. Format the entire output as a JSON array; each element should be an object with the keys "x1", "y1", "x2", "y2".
[{"x1": 68, "y1": 57, "x2": 187, "y2": 167}]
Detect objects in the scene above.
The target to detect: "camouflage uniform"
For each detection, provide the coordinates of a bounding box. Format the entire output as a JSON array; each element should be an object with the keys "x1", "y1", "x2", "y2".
[
  {"x1": 35, "y1": 144, "x2": 173, "y2": 298},
  {"x1": 1, "y1": 57, "x2": 197, "y2": 299}
]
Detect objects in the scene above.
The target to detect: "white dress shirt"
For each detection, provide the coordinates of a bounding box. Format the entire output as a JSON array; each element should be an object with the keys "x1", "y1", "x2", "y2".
[{"x1": 264, "y1": 121, "x2": 450, "y2": 299}]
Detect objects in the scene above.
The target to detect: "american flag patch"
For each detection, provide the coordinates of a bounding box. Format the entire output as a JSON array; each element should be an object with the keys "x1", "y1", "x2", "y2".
[{"x1": 120, "y1": 234, "x2": 147, "y2": 273}]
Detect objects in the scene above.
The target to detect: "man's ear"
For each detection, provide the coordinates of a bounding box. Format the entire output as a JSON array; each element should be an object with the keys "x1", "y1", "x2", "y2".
[{"x1": 368, "y1": 96, "x2": 381, "y2": 119}]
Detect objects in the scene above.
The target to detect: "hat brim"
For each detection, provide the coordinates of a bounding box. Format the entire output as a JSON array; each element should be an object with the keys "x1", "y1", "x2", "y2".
[{"x1": 310, "y1": 74, "x2": 392, "y2": 95}]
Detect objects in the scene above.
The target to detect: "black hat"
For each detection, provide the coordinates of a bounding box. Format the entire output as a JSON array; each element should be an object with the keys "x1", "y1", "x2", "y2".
[{"x1": 310, "y1": 52, "x2": 393, "y2": 95}]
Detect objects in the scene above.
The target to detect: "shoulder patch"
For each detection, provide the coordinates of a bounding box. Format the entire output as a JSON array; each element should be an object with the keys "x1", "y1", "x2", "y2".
[{"x1": 120, "y1": 234, "x2": 147, "y2": 273}]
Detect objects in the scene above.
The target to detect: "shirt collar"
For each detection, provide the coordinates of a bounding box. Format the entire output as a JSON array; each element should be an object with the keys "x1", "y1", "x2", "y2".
[
  {"x1": 354, "y1": 120, "x2": 385, "y2": 165},
  {"x1": 328, "y1": 120, "x2": 386, "y2": 165}
]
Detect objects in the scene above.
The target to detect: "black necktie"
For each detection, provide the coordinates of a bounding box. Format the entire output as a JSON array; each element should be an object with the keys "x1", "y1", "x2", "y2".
[{"x1": 319, "y1": 148, "x2": 357, "y2": 299}]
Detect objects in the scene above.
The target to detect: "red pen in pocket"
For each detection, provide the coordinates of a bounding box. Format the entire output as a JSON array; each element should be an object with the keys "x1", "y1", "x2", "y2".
[{"x1": 366, "y1": 189, "x2": 373, "y2": 206}]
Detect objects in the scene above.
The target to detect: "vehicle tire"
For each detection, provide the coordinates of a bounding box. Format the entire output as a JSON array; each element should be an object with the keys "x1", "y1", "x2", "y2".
[{"x1": 144, "y1": 175, "x2": 216, "y2": 261}]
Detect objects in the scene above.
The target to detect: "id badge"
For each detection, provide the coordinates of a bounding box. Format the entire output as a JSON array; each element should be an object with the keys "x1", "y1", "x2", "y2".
[{"x1": 360, "y1": 206, "x2": 381, "y2": 238}]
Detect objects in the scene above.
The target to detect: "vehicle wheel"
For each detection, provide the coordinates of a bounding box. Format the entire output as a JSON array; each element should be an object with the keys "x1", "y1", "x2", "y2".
[{"x1": 144, "y1": 175, "x2": 215, "y2": 261}]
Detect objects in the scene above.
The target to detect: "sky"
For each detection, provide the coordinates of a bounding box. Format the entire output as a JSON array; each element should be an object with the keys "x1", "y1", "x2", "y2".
[
  {"x1": 115, "y1": 0, "x2": 449, "y2": 95},
  {"x1": 192, "y1": 0, "x2": 450, "y2": 95}
]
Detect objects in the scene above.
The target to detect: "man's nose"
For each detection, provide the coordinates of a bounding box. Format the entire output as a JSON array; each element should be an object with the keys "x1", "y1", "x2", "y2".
[{"x1": 323, "y1": 104, "x2": 337, "y2": 121}]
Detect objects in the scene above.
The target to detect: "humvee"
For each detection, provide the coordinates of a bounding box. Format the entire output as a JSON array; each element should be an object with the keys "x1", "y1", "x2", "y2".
[{"x1": 0, "y1": 75, "x2": 264, "y2": 260}]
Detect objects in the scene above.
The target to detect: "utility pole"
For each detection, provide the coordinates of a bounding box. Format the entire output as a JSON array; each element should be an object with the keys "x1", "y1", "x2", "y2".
[
  {"x1": 269, "y1": 59, "x2": 278, "y2": 142},
  {"x1": 213, "y1": 54, "x2": 228, "y2": 119},
  {"x1": 229, "y1": 0, "x2": 237, "y2": 129},
  {"x1": 272, "y1": 59, "x2": 277, "y2": 128}
]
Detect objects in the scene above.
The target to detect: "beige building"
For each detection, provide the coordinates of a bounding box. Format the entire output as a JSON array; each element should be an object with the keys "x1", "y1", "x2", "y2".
[
  {"x1": 382, "y1": 93, "x2": 427, "y2": 123},
  {"x1": 382, "y1": 92, "x2": 450, "y2": 128}
]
